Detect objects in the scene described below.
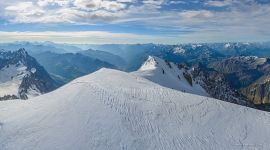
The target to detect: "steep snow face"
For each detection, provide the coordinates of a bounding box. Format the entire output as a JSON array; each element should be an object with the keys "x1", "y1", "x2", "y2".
[
  {"x1": 133, "y1": 56, "x2": 208, "y2": 96},
  {"x1": 0, "y1": 63, "x2": 42, "y2": 99},
  {"x1": 1, "y1": 68, "x2": 270, "y2": 150},
  {"x1": 0, "y1": 64, "x2": 27, "y2": 98}
]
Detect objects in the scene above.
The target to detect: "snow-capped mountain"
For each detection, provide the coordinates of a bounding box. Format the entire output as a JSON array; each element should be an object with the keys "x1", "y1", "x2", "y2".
[
  {"x1": 0, "y1": 49, "x2": 57, "y2": 100},
  {"x1": 133, "y1": 56, "x2": 208, "y2": 96},
  {"x1": 133, "y1": 56, "x2": 251, "y2": 107},
  {"x1": 208, "y1": 42, "x2": 270, "y2": 57},
  {"x1": 0, "y1": 68, "x2": 270, "y2": 150}
]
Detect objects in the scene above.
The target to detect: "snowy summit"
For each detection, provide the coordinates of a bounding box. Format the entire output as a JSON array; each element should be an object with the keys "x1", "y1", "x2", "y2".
[
  {"x1": 133, "y1": 56, "x2": 208, "y2": 96},
  {"x1": 0, "y1": 68, "x2": 270, "y2": 150}
]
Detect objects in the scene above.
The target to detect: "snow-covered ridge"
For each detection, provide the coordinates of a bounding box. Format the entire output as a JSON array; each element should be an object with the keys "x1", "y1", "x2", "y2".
[
  {"x1": 134, "y1": 56, "x2": 208, "y2": 96},
  {"x1": 0, "y1": 68, "x2": 270, "y2": 150}
]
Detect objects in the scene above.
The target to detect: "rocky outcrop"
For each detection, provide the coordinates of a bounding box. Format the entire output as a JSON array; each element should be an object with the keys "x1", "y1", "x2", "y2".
[
  {"x1": 208, "y1": 56, "x2": 270, "y2": 106},
  {"x1": 210, "y1": 56, "x2": 267, "y2": 89},
  {"x1": 242, "y1": 76, "x2": 270, "y2": 105}
]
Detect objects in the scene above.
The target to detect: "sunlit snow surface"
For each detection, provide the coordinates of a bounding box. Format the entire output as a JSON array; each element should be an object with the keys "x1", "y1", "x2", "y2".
[
  {"x1": 0, "y1": 64, "x2": 27, "y2": 97},
  {"x1": 0, "y1": 63, "x2": 40, "y2": 98},
  {"x1": 133, "y1": 56, "x2": 208, "y2": 96},
  {"x1": 0, "y1": 69, "x2": 270, "y2": 150}
]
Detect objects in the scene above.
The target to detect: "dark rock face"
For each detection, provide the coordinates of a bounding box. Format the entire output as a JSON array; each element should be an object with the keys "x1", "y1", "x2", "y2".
[
  {"x1": 183, "y1": 72, "x2": 192, "y2": 86},
  {"x1": 0, "y1": 95, "x2": 19, "y2": 101},
  {"x1": 242, "y1": 76, "x2": 270, "y2": 105},
  {"x1": 210, "y1": 56, "x2": 266, "y2": 89},
  {"x1": 0, "y1": 49, "x2": 58, "y2": 100},
  {"x1": 192, "y1": 63, "x2": 252, "y2": 107},
  {"x1": 209, "y1": 56, "x2": 270, "y2": 106}
]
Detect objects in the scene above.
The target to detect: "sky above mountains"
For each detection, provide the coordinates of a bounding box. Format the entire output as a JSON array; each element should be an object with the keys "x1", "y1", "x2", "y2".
[{"x1": 0, "y1": 0, "x2": 269, "y2": 44}]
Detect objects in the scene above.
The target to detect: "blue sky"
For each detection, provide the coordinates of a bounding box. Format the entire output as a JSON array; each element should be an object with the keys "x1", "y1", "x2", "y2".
[{"x1": 0, "y1": 0, "x2": 269, "y2": 44}]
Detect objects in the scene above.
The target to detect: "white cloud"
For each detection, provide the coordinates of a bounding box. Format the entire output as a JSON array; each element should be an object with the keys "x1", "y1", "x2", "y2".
[
  {"x1": 74, "y1": 0, "x2": 127, "y2": 11},
  {"x1": 37, "y1": 0, "x2": 71, "y2": 7},
  {"x1": 3, "y1": 0, "x2": 128, "y2": 23},
  {"x1": 74, "y1": 0, "x2": 101, "y2": 11},
  {"x1": 0, "y1": 0, "x2": 270, "y2": 43},
  {"x1": 142, "y1": 0, "x2": 165, "y2": 8},
  {"x1": 168, "y1": 1, "x2": 186, "y2": 5},
  {"x1": 5, "y1": 2, "x2": 46, "y2": 23},
  {"x1": 143, "y1": 0, "x2": 164, "y2": 5},
  {"x1": 99, "y1": 0, "x2": 127, "y2": 11},
  {"x1": 116, "y1": 0, "x2": 134, "y2": 3},
  {"x1": 0, "y1": 29, "x2": 268, "y2": 44},
  {"x1": 0, "y1": 31, "x2": 179, "y2": 44},
  {"x1": 206, "y1": 0, "x2": 233, "y2": 7},
  {"x1": 179, "y1": 10, "x2": 214, "y2": 19}
]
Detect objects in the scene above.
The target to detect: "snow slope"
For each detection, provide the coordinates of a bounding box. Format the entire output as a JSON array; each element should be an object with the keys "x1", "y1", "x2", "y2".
[
  {"x1": 133, "y1": 56, "x2": 208, "y2": 96},
  {"x1": 0, "y1": 68, "x2": 270, "y2": 150},
  {"x1": 0, "y1": 64, "x2": 28, "y2": 98},
  {"x1": 0, "y1": 64, "x2": 40, "y2": 99}
]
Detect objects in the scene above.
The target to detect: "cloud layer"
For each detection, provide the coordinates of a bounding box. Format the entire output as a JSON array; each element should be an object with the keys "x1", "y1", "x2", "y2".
[
  {"x1": 0, "y1": 0, "x2": 269, "y2": 43},
  {"x1": 0, "y1": 31, "x2": 180, "y2": 44}
]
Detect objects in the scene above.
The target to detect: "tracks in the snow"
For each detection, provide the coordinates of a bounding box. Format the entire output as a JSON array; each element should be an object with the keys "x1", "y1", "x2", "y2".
[{"x1": 69, "y1": 81, "x2": 215, "y2": 150}]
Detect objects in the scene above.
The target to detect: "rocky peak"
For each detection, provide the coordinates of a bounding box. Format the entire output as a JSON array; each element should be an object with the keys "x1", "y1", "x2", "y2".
[
  {"x1": 192, "y1": 63, "x2": 252, "y2": 107},
  {"x1": 17, "y1": 48, "x2": 28, "y2": 58}
]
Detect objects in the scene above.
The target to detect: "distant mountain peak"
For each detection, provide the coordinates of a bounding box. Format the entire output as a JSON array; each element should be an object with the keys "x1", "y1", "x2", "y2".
[
  {"x1": 17, "y1": 48, "x2": 28, "y2": 55},
  {"x1": 139, "y1": 56, "x2": 160, "y2": 71},
  {"x1": 0, "y1": 49, "x2": 57, "y2": 100}
]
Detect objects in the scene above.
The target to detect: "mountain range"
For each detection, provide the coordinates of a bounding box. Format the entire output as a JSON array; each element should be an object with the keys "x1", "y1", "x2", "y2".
[
  {"x1": 32, "y1": 51, "x2": 116, "y2": 84},
  {"x1": 1, "y1": 42, "x2": 270, "y2": 149},
  {"x1": 0, "y1": 49, "x2": 57, "y2": 100},
  {"x1": 1, "y1": 41, "x2": 270, "y2": 110}
]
